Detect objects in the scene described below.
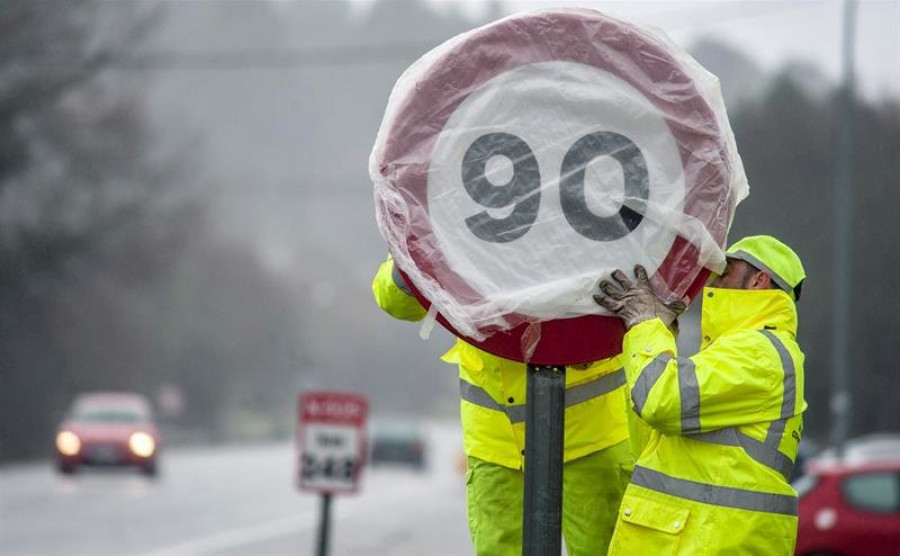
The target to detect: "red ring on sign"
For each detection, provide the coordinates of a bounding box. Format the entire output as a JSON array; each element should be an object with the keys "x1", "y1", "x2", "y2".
[{"x1": 377, "y1": 9, "x2": 732, "y2": 364}]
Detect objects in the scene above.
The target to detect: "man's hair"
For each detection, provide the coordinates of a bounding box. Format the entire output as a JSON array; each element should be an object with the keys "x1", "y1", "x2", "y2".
[
  {"x1": 738, "y1": 262, "x2": 757, "y2": 288},
  {"x1": 740, "y1": 263, "x2": 779, "y2": 290}
]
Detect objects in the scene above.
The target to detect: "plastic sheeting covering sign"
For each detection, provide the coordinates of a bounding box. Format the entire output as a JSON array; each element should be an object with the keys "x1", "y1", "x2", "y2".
[
  {"x1": 297, "y1": 392, "x2": 368, "y2": 494},
  {"x1": 370, "y1": 8, "x2": 747, "y2": 365}
]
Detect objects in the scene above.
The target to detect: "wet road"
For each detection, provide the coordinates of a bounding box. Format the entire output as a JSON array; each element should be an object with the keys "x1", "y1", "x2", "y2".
[{"x1": 0, "y1": 421, "x2": 470, "y2": 555}]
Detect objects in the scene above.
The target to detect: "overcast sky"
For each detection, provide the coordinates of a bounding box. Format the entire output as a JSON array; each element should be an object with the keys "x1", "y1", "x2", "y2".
[{"x1": 352, "y1": 0, "x2": 899, "y2": 100}]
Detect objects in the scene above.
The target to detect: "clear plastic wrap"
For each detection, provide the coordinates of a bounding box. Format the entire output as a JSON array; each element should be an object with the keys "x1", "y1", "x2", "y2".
[{"x1": 370, "y1": 8, "x2": 747, "y2": 345}]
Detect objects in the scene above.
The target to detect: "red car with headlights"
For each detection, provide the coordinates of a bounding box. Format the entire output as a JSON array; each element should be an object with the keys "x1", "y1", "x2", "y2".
[
  {"x1": 795, "y1": 436, "x2": 900, "y2": 556},
  {"x1": 55, "y1": 392, "x2": 161, "y2": 476}
]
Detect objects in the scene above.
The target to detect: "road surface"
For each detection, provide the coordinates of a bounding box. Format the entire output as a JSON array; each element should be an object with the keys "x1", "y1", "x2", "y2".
[{"x1": 0, "y1": 421, "x2": 470, "y2": 555}]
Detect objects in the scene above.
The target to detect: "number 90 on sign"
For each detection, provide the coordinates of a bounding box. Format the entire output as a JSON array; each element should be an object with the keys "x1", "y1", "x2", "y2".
[
  {"x1": 426, "y1": 61, "x2": 686, "y2": 312},
  {"x1": 462, "y1": 131, "x2": 648, "y2": 243}
]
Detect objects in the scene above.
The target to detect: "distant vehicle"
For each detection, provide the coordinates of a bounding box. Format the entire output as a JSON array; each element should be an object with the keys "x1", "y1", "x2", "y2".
[
  {"x1": 55, "y1": 392, "x2": 161, "y2": 477},
  {"x1": 794, "y1": 434, "x2": 900, "y2": 556},
  {"x1": 369, "y1": 421, "x2": 427, "y2": 471}
]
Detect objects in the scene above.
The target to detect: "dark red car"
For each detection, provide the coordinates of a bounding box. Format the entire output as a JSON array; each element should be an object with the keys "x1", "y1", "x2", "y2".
[
  {"x1": 55, "y1": 392, "x2": 161, "y2": 476},
  {"x1": 795, "y1": 435, "x2": 900, "y2": 556}
]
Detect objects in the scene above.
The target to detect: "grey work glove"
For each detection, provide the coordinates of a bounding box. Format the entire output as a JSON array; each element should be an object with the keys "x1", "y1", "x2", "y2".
[{"x1": 593, "y1": 265, "x2": 687, "y2": 331}]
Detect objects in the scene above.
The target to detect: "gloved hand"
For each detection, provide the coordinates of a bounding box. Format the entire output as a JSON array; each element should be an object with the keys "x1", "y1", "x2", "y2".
[{"x1": 593, "y1": 265, "x2": 687, "y2": 330}]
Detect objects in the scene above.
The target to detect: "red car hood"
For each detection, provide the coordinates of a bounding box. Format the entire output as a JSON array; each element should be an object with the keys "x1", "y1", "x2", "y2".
[{"x1": 60, "y1": 421, "x2": 159, "y2": 443}]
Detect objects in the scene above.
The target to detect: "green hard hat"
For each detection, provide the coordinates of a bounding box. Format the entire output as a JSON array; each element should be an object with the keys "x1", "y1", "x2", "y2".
[{"x1": 725, "y1": 235, "x2": 806, "y2": 301}]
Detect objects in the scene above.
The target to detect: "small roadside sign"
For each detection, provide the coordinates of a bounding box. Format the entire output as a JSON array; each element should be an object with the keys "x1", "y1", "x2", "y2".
[{"x1": 297, "y1": 391, "x2": 368, "y2": 494}]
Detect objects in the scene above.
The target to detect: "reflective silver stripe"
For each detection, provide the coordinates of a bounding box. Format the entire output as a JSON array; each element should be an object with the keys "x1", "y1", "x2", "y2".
[
  {"x1": 688, "y1": 428, "x2": 795, "y2": 481},
  {"x1": 391, "y1": 262, "x2": 413, "y2": 296},
  {"x1": 506, "y1": 405, "x2": 526, "y2": 424},
  {"x1": 459, "y1": 370, "x2": 625, "y2": 425},
  {"x1": 459, "y1": 379, "x2": 506, "y2": 413},
  {"x1": 631, "y1": 353, "x2": 671, "y2": 417},
  {"x1": 678, "y1": 358, "x2": 701, "y2": 434},
  {"x1": 740, "y1": 433, "x2": 795, "y2": 480},
  {"x1": 759, "y1": 330, "x2": 796, "y2": 450},
  {"x1": 688, "y1": 428, "x2": 741, "y2": 447},
  {"x1": 765, "y1": 418, "x2": 788, "y2": 451},
  {"x1": 566, "y1": 369, "x2": 626, "y2": 406},
  {"x1": 631, "y1": 466, "x2": 798, "y2": 516},
  {"x1": 727, "y1": 250, "x2": 793, "y2": 295}
]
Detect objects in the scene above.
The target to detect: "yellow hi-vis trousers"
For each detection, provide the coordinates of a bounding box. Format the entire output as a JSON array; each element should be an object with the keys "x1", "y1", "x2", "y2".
[{"x1": 465, "y1": 440, "x2": 632, "y2": 556}]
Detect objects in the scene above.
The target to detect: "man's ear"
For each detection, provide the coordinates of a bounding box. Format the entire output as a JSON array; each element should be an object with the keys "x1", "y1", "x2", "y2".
[{"x1": 748, "y1": 270, "x2": 773, "y2": 290}]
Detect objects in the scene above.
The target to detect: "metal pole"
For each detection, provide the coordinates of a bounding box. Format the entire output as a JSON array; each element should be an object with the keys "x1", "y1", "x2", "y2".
[
  {"x1": 832, "y1": 0, "x2": 857, "y2": 460},
  {"x1": 316, "y1": 493, "x2": 332, "y2": 556},
  {"x1": 523, "y1": 364, "x2": 566, "y2": 556}
]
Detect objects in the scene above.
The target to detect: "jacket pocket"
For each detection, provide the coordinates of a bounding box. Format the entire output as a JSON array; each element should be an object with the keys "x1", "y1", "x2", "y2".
[{"x1": 610, "y1": 492, "x2": 690, "y2": 555}]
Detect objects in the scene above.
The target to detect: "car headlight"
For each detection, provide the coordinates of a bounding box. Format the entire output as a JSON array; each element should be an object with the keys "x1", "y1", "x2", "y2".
[
  {"x1": 128, "y1": 432, "x2": 156, "y2": 458},
  {"x1": 56, "y1": 431, "x2": 81, "y2": 456}
]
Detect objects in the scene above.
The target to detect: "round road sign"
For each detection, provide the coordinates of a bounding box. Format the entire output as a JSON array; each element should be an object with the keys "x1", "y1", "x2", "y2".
[{"x1": 371, "y1": 8, "x2": 746, "y2": 365}]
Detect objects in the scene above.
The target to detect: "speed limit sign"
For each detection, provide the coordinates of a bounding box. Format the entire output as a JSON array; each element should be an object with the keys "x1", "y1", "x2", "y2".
[{"x1": 371, "y1": 9, "x2": 747, "y2": 365}]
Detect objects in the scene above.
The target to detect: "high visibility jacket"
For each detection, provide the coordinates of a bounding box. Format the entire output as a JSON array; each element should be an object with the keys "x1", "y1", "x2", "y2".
[
  {"x1": 609, "y1": 286, "x2": 807, "y2": 555},
  {"x1": 372, "y1": 257, "x2": 629, "y2": 469}
]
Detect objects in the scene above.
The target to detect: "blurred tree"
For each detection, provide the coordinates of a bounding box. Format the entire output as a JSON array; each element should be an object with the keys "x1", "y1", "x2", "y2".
[
  {"x1": 689, "y1": 37, "x2": 767, "y2": 110},
  {"x1": 148, "y1": 237, "x2": 306, "y2": 441},
  {"x1": 0, "y1": 0, "x2": 196, "y2": 461}
]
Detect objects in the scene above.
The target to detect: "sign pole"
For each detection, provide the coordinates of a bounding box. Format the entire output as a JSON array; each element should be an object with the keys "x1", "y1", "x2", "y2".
[
  {"x1": 831, "y1": 0, "x2": 857, "y2": 460},
  {"x1": 523, "y1": 364, "x2": 566, "y2": 556},
  {"x1": 315, "y1": 493, "x2": 332, "y2": 556}
]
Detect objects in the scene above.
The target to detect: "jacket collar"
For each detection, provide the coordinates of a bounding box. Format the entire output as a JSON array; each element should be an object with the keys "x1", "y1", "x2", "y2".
[{"x1": 700, "y1": 287, "x2": 798, "y2": 349}]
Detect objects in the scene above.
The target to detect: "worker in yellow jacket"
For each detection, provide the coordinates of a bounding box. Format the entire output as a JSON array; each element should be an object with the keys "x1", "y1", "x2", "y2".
[
  {"x1": 373, "y1": 256, "x2": 633, "y2": 555},
  {"x1": 595, "y1": 235, "x2": 807, "y2": 555}
]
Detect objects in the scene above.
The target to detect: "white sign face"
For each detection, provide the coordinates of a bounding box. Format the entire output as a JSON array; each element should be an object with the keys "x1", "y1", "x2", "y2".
[
  {"x1": 300, "y1": 424, "x2": 363, "y2": 493},
  {"x1": 427, "y1": 61, "x2": 685, "y2": 319},
  {"x1": 298, "y1": 392, "x2": 367, "y2": 494}
]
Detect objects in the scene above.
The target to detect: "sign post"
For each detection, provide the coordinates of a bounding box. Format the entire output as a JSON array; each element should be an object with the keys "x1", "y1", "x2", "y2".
[
  {"x1": 522, "y1": 365, "x2": 566, "y2": 555},
  {"x1": 297, "y1": 392, "x2": 368, "y2": 556},
  {"x1": 317, "y1": 493, "x2": 332, "y2": 556}
]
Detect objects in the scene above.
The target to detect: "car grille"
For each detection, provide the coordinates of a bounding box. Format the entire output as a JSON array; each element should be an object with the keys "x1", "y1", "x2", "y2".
[{"x1": 85, "y1": 443, "x2": 123, "y2": 464}]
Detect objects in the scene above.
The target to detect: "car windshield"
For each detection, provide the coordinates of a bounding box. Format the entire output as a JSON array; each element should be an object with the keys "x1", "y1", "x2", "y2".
[
  {"x1": 842, "y1": 472, "x2": 900, "y2": 513},
  {"x1": 71, "y1": 409, "x2": 148, "y2": 423}
]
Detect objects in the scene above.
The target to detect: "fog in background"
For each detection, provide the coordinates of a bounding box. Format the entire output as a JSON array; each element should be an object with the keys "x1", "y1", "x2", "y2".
[{"x1": 1, "y1": 0, "x2": 898, "y2": 463}]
